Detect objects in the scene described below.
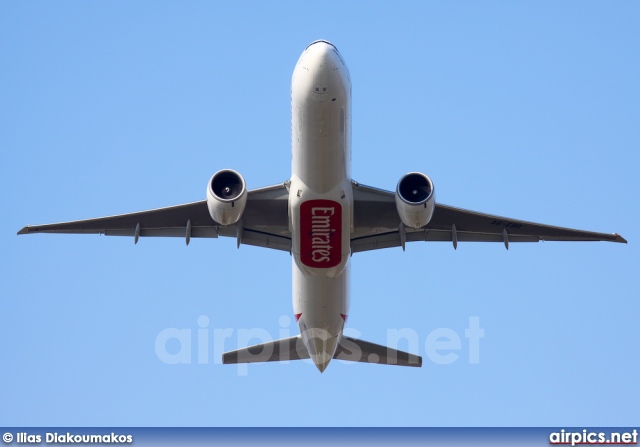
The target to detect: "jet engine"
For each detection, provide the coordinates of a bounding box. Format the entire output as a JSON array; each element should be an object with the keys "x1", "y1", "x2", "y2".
[
  {"x1": 395, "y1": 172, "x2": 436, "y2": 229},
  {"x1": 206, "y1": 169, "x2": 247, "y2": 225}
]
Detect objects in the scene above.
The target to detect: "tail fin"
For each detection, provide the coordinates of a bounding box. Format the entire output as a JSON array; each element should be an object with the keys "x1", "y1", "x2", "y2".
[{"x1": 222, "y1": 335, "x2": 421, "y2": 367}]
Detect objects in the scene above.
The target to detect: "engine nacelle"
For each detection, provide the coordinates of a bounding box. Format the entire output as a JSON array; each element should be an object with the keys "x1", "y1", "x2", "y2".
[
  {"x1": 395, "y1": 172, "x2": 436, "y2": 229},
  {"x1": 206, "y1": 169, "x2": 247, "y2": 225}
]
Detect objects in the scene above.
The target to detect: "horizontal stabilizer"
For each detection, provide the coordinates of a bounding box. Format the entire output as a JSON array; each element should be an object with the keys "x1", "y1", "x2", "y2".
[
  {"x1": 335, "y1": 336, "x2": 422, "y2": 367},
  {"x1": 223, "y1": 335, "x2": 310, "y2": 364},
  {"x1": 222, "y1": 335, "x2": 422, "y2": 367}
]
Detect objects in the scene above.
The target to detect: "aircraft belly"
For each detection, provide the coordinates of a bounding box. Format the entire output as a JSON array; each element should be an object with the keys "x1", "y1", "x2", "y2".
[
  {"x1": 291, "y1": 41, "x2": 350, "y2": 195},
  {"x1": 289, "y1": 41, "x2": 353, "y2": 370},
  {"x1": 290, "y1": 40, "x2": 352, "y2": 279},
  {"x1": 293, "y1": 265, "x2": 349, "y2": 321},
  {"x1": 289, "y1": 183, "x2": 351, "y2": 277},
  {"x1": 293, "y1": 262, "x2": 349, "y2": 371}
]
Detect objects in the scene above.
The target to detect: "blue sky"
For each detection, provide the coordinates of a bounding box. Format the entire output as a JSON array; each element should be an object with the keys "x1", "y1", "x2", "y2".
[{"x1": 1, "y1": 2, "x2": 638, "y2": 427}]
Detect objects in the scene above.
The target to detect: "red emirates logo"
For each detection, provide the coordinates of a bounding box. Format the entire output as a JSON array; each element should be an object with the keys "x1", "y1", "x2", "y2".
[{"x1": 300, "y1": 200, "x2": 342, "y2": 268}]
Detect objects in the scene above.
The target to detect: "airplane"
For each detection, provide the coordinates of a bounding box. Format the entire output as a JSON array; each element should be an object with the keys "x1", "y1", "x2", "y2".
[{"x1": 18, "y1": 40, "x2": 627, "y2": 373}]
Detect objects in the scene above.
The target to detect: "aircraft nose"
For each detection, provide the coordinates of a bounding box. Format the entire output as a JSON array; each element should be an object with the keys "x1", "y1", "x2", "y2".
[
  {"x1": 305, "y1": 40, "x2": 340, "y2": 69},
  {"x1": 305, "y1": 39, "x2": 338, "y2": 54},
  {"x1": 303, "y1": 42, "x2": 340, "y2": 97}
]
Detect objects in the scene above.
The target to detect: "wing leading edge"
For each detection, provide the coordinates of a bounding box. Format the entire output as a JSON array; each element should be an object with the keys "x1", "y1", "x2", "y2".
[
  {"x1": 351, "y1": 181, "x2": 626, "y2": 253},
  {"x1": 18, "y1": 183, "x2": 292, "y2": 252}
]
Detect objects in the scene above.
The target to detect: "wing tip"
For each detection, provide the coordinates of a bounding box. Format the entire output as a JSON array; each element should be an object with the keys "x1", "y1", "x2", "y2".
[
  {"x1": 17, "y1": 226, "x2": 30, "y2": 235},
  {"x1": 614, "y1": 233, "x2": 627, "y2": 244}
]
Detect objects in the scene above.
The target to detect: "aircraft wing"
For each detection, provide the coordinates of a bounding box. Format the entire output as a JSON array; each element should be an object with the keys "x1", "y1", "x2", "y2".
[
  {"x1": 18, "y1": 183, "x2": 292, "y2": 251},
  {"x1": 351, "y1": 181, "x2": 626, "y2": 253}
]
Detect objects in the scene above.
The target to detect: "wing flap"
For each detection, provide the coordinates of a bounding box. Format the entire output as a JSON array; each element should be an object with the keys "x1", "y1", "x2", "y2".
[
  {"x1": 104, "y1": 227, "x2": 220, "y2": 238},
  {"x1": 218, "y1": 227, "x2": 292, "y2": 252},
  {"x1": 353, "y1": 229, "x2": 543, "y2": 253}
]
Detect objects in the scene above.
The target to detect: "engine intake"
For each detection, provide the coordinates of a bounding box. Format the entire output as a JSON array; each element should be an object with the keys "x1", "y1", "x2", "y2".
[
  {"x1": 207, "y1": 169, "x2": 247, "y2": 225},
  {"x1": 395, "y1": 172, "x2": 435, "y2": 229}
]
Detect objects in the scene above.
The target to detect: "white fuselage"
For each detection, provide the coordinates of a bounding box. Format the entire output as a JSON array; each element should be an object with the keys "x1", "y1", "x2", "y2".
[{"x1": 289, "y1": 41, "x2": 352, "y2": 372}]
